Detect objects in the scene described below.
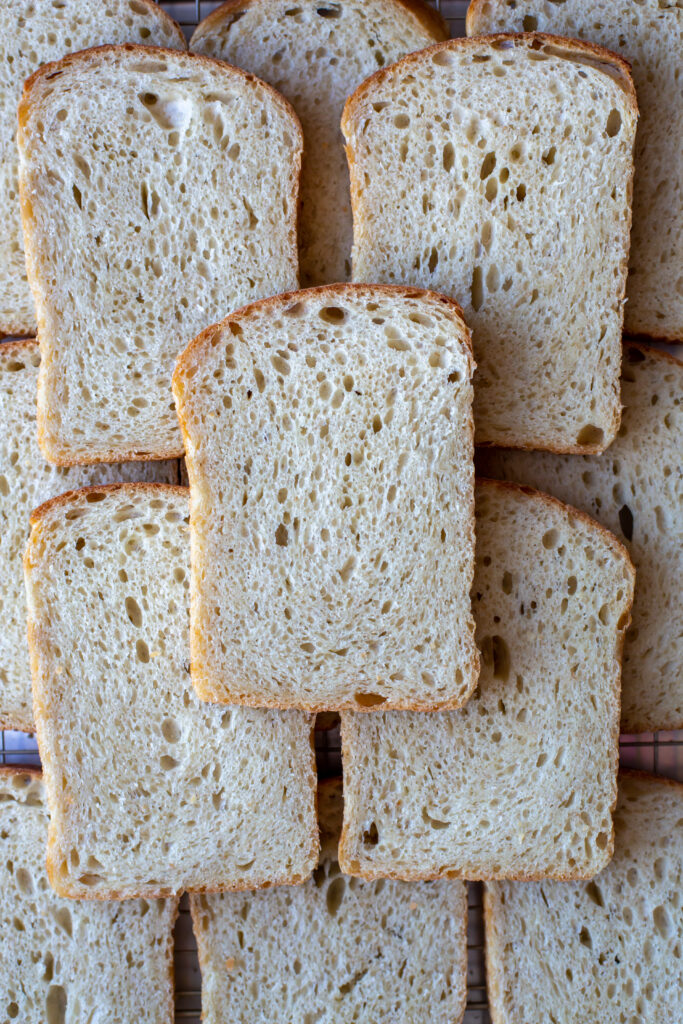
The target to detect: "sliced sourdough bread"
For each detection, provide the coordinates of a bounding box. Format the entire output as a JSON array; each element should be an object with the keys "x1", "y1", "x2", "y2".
[
  {"x1": 24, "y1": 484, "x2": 318, "y2": 899},
  {"x1": 173, "y1": 284, "x2": 478, "y2": 712},
  {"x1": 479, "y1": 343, "x2": 682, "y2": 733},
  {"x1": 485, "y1": 772, "x2": 683, "y2": 1024},
  {"x1": 18, "y1": 44, "x2": 302, "y2": 464},
  {"x1": 0, "y1": 0, "x2": 184, "y2": 337},
  {"x1": 339, "y1": 479, "x2": 634, "y2": 881},
  {"x1": 190, "y1": 0, "x2": 447, "y2": 286},
  {"x1": 191, "y1": 778, "x2": 468, "y2": 1024},
  {"x1": 0, "y1": 767, "x2": 178, "y2": 1023},
  {"x1": 467, "y1": 0, "x2": 683, "y2": 342},
  {"x1": 0, "y1": 339, "x2": 177, "y2": 732},
  {"x1": 343, "y1": 33, "x2": 638, "y2": 452}
]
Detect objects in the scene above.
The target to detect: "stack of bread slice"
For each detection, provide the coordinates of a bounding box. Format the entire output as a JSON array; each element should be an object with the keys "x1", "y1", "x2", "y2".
[{"x1": 0, "y1": 0, "x2": 679, "y2": 1020}]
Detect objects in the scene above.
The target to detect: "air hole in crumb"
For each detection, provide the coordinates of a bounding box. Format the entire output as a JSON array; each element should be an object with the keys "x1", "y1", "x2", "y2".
[
  {"x1": 319, "y1": 306, "x2": 346, "y2": 324},
  {"x1": 46, "y1": 985, "x2": 67, "y2": 1024},
  {"x1": 355, "y1": 693, "x2": 387, "y2": 708},
  {"x1": 576, "y1": 424, "x2": 604, "y2": 447},
  {"x1": 161, "y1": 718, "x2": 180, "y2": 743},
  {"x1": 605, "y1": 109, "x2": 622, "y2": 137},
  {"x1": 326, "y1": 876, "x2": 346, "y2": 915},
  {"x1": 542, "y1": 529, "x2": 559, "y2": 550},
  {"x1": 523, "y1": 14, "x2": 537, "y2": 29},
  {"x1": 160, "y1": 755, "x2": 178, "y2": 770},
  {"x1": 443, "y1": 142, "x2": 454, "y2": 171},
  {"x1": 275, "y1": 523, "x2": 289, "y2": 546},
  {"x1": 136, "y1": 639, "x2": 150, "y2": 663},
  {"x1": 125, "y1": 596, "x2": 143, "y2": 627},
  {"x1": 471, "y1": 266, "x2": 484, "y2": 311},
  {"x1": 480, "y1": 152, "x2": 496, "y2": 178},
  {"x1": 618, "y1": 504, "x2": 634, "y2": 542},
  {"x1": 362, "y1": 821, "x2": 379, "y2": 845}
]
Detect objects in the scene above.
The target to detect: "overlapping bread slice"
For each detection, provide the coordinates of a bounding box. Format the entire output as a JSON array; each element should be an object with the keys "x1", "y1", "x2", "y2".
[
  {"x1": 0, "y1": 0, "x2": 185, "y2": 337},
  {"x1": 0, "y1": 340, "x2": 177, "y2": 732},
  {"x1": 191, "y1": 778, "x2": 468, "y2": 1024},
  {"x1": 0, "y1": 767, "x2": 178, "y2": 1023},
  {"x1": 479, "y1": 344, "x2": 682, "y2": 732},
  {"x1": 485, "y1": 772, "x2": 683, "y2": 1023},
  {"x1": 190, "y1": 0, "x2": 447, "y2": 286},
  {"x1": 173, "y1": 284, "x2": 478, "y2": 712},
  {"x1": 467, "y1": 0, "x2": 683, "y2": 342},
  {"x1": 24, "y1": 484, "x2": 317, "y2": 899},
  {"x1": 18, "y1": 45, "x2": 302, "y2": 463},
  {"x1": 343, "y1": 33, "x2": 638, "y2": 452},
  {"x1": 340, "y1": 480, "x2": 634, "y2": 881}
]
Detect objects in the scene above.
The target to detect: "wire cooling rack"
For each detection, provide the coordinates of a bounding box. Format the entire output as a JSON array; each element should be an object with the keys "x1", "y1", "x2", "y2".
[{"x1": 2, "y1": 1, "x2": 680, "y2": 1021}]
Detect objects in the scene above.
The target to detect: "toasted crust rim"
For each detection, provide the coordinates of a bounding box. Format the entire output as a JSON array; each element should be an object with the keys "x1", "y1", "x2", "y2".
[{"x1": 190, "y1": 0, "x2": 449, "y2": 50}]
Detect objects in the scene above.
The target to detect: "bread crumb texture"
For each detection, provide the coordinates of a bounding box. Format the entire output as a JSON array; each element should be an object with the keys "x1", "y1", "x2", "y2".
[
  {"x1": 468, "y1": 0, "x2": 683, "y2": 341},
  {"x1": 339, "y1": 480, "x2": 634, "y2": 880},
  {"x1": 485, "y1": 773, "x2": 683, "y2": 1023},
  {"x1": 480, "y1": 344, "x2": 682, "y2": 732},
  {"x1": 0, "y1": 0, "x2": 184, "y2": 336},
  {"x1": 0, "y1": 768, "x2": 177, "y2": 1023},
  {"x1": 24, "y1": 485, "x2": 317, "y2": 898},
  {"x1": 173, "y1": 285, "x2": 478, "y2": 711},
  {"x1": 191, "y1": 779, "x2": 467, "y2": 1024},
  {"x1": 191, "y1": 0, "x2": 446, "y2": 287},
  {"x1": 18, "y1": 45, "x2": 301, "y2": 462},
  {"x1": 344, "y1": 34, "x2": 637, "y2": 450},
  {"x1": 0, "y1": 340, "x2": 177, "y2": 732}
]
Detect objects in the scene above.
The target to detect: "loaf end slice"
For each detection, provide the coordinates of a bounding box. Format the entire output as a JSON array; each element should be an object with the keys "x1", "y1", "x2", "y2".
[
  {"x1": 485, "y1": 771, "x2": 683, "y2": 1023},
  {"x1": 339, "y1": 479, "x2": 634, "y2": 880},
  {"x1": 190, "y1": 0, "x2": 446, "y2": 287},
  {"x1": 0, "y1": 766, "x2": 178, "y2": 1023},
  {"x1": 344, "y1": 33, "x2": 637, "y2": 452},
  {"x1": 191, "y1": 778, "x2": 468, "y2": 1024},
  {"x1": 18, "y1": 44, "x2": 302, "y2": 463},
  {"x1": 25, "y1": 483, "x2": 318, "y2": 898},
  {"x1": 173, "y1": 283, "x2": 478, "y2": 712},
  {"x1": 479, "y1": 343, "x2": 682, "y2": 732}
]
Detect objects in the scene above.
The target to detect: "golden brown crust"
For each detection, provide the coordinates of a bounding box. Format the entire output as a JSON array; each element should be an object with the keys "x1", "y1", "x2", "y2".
[
  {"x1": 0, "y1": 764, "x2": 43, "y2": 783},
  {"x1": 0, "y1": 337, "x2": 39, "y2": 359},
  {"x1": 623, "y1": 339, "x2": 683, "y2": 368},
  {"x1": 27, "y1": 480, "x2": 188, "y2": 530},
  {"x1": 190, "y1": 0, "x2": 448, "y2": 51},
  {"x1": 618, "y1": 767, "x2": 683, "y2": 792},
  {"x1": 174, "y1": 281, "x2": 477, "y2": 713},
  {"x1": 19, "y1": 44, "x2": 303, "y2": 466}
]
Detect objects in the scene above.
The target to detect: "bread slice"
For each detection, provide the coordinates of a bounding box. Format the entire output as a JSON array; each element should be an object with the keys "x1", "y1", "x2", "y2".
[
  {"x1": 0, "y1": 766, "x2": 178, "y2": 1023},
  {"x1": 479, "y1": 344, "x2": 682, "y2": 733},
  {"x1": 18, "y1": 45, "x2": 302, "y2": 464},
  {"x1": 467, "y1": 1, "x2": 682, "y2": 343},
  {"x1": 343, "y1": 33, "x2": 638, "y2": 453},
  {"x1": 339, "y1": 479, "x2": 634, "y2": 881},
  {"x1": 191, "y1": 778, "x2": 468, "y2": 1024},
  {"x1": 173, "y1": 284, "x2": 478, "y2": 712},
  {"x1": 24, "y1": 484, "x2": 318, "y2": 899},
  {"x1": 0, "y1": 339, "x2": 178, "y2": 732},
  {"x1": 485, "y1": 771, "x2": 683, "y2": 1023},
  {"x1": 0, "y1": 0, "x2": 184, "y2": 338},
  {"x1": 190, "y1": 0, "x2": 447, "y2": 287}
]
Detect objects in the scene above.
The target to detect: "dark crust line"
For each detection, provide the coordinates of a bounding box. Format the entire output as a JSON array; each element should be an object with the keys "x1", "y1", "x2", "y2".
[
  {"x1": 337, "y1": 477, "x2": 635, "y2": 882},
  {"x1": 483, "y1": 769, "x2": 683, "y2": 1024},
  {"x1": 174, "y1": 281, "x2": 473, "y2": 377},
  {"x1": 189, "y1": 0, "x2": 449, "y2": 50},
  {"x1": 624, "y1": 339, "x2": 683, "y2": 369},
  {"x1": 172, "y1": 281, "x2": 478, "y2": 713},
  {"x1": 25, "y1": 481, "x2": 320, "y2": 899},
  {"x1": 0, "y1": 337, "x2": 38, "y2": 359},
  {"x1": 18, "y1": 43, "x2": 303, "y2": 466}
]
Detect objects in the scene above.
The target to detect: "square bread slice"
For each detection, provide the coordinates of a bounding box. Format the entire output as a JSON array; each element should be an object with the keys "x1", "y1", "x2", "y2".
[
  {"x1": 339, "y1": 479, "x2": 635, "y2": 881},
  {"x1": 479, "y1": 343, "x2": 682, "y2": 733},
  {"x1": 173, "y1": 284, "x2": 478, "y2": 712},
  {"x1": 18, "y1": 44, "x2": 302, "y2": 464},
  {"x1": 343, "y1": 33, "x2": 638, "y2": 453},
  {"x1": 0, "y1": 0, "x2": 185, "y2": 337},
  {"x1": 0, "y1": 339, "x2": 178, "y2": 733},
  {"x1": 0, "y1": 767, "x2": 178, "y2": 1023},
  {"x1": 485, "y1": 772, "x2": 683, "y2": 1023},
  {"x1": 24, "y1": 484, "x2": 318, "y2": 899},
  {"x1": 467, "y1": 0, "x2": 683, "y2": 342},
  {"x1": 191, "y1": 778, "x2": 468, "y2": 1024},
  {"x1": 190, "y1": 0, "x2": 447, "y2": 287}
]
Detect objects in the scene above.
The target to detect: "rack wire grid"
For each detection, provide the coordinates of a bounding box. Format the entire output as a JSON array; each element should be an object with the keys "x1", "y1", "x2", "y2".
[{"x1": 2, "y1": 1, "x2": 680, "y2": 1021}]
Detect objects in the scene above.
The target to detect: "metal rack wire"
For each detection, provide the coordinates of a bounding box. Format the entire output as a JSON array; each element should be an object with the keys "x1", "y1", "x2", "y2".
[{"x1": 2, "y1": 1, "x2": 680, "y2": 1021}]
